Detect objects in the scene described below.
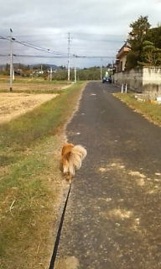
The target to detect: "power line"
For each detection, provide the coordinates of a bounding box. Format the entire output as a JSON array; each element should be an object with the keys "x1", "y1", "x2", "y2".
[
  {"x1": 0, "y1": 53, "x2": 114, "y2": 59},
  {"x1": 0, "y1": 31, "x2": 117, "y2": 66},
  {"x1": 0, "y1": 34, "x2": 69, "y2": 57},
  {"x1": 13, "y1": 39, "x2": 69, "y2": 56},
  {"x1": 0, "y1": 54, "x2": 114, "y2": 59}
]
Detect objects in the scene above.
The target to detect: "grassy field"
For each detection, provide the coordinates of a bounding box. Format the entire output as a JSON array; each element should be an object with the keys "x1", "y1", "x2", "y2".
[
  {"x1": 1, "y1": 83, "x2": 161, "y2": 269},
  {"x1": 114, "y1": 92, "x2": 161, "y2": 127},
  {"x1": 0, "y1": 77, "x2": 70, "y2": 93},
  {"x1": 0, "y1": 81, "x2": 86, "y2": 269}
]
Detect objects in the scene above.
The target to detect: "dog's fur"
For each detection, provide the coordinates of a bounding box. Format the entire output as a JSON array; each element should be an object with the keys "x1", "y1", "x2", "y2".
[{"x1": 60, "y1": 143, "x2": 87, "y2": 182}]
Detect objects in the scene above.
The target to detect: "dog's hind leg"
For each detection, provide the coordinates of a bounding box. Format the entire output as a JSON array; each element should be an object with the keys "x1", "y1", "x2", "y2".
[{"x1": 66, "y1": 172, "x2": 72, "y2": 183}]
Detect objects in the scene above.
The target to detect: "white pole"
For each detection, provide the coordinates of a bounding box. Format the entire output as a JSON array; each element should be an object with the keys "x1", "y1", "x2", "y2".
[
  {"x1": 9, "y1": 28, "x2": 13, "y2": 91},
  {"x1": 125, "y1": 83, "x2": 127, "y2": 93},
  {"x1": 67, "y1": 32, "x2": 71, "y2": 81},
  {"x1": 121, "y1": 84, "x2": 124, "y2": 93},
  {"x1": 100, "y1": 58, "x2": 102, "y2": 80},
  {"x1": 50, "y1": 67, "x2": 52, "y2": 81},
  {"x1": 74, "y1": 66, "x2": 77, "y2": 83}
]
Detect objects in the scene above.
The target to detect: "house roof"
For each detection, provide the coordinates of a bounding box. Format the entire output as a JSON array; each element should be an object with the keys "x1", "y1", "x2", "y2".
[{"x1": 116, "y1": 42, "x2": 131, "y2": 59}]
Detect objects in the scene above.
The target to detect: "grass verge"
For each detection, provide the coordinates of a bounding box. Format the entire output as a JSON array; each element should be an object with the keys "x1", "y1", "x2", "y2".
[
  {"x1": 0, "y1": 82, "x2": 86, "y2": 269},
  {"x1": 114, "y1": 93, "x2": 161, "y2": 127}
]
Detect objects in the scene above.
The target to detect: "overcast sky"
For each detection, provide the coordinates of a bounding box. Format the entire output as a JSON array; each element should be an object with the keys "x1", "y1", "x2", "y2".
[{"x1": 0, "y1": 0, "x2": 161, "y2": 68}]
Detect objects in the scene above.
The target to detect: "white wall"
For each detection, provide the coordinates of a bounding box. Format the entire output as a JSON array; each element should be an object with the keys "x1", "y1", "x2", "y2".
[
  {"x1": 143, "y1": 67, "x2": 161, "y2": 85},
  {"x1": 113, "y1": 67, "x2": 161, "y2": 98}
]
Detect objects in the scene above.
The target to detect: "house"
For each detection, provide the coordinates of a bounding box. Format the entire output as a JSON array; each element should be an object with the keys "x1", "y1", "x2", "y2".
[
  {"x1": 114, "y1": 41, "x2": 161, "y2": 99},
  {"x1": 115, "y1": 42, "x2": 131, "y2": 72}
]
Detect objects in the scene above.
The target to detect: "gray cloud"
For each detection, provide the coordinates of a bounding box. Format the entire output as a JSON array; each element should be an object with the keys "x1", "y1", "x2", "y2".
[{"x1": 0, "y1": 0, "x2": 161, "y2": 67}]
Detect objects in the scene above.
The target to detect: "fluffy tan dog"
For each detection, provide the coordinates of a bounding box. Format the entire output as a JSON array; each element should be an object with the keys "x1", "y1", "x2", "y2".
[{"x1": 60, "y1": 143, "x2": 87, "y2": 182}]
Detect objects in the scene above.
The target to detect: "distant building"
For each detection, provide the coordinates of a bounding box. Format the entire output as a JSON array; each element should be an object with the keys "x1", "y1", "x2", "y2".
[{"x1": 115, "y1": 42, "x2": 131, "y2": 72}]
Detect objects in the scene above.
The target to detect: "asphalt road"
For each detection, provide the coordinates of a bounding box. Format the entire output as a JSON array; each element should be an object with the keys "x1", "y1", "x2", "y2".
[{"x1": 55, "y1": 82, "x2": 161, "y2": 269}]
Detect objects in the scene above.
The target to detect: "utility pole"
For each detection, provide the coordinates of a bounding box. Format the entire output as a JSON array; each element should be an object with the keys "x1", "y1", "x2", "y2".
[
  {"x1": 74, "y1": 65, "x2": 77, "y2": 83},
  {"x1": 9, "y1": 28, "x2": 14, "y2": 92},
  {"x1": 67, "y1": 32, "x2": 71, "y2": 81},
  {"x1": 100, "y1": 58, "x2": 103, "y2": 80},
  {"x1": 49, "y1": 66, "x2": 52, "y2": 81},
  {"x1": 73, "y1": 54, "x2": 77, "y2": 83}
]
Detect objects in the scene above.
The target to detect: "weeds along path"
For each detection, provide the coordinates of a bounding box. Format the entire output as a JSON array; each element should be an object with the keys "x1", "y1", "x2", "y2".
[{"x1": 0, "y1": 82, "x2": 86, "y2": 269}]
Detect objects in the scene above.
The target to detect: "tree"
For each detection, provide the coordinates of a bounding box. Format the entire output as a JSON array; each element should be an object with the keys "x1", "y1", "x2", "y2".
[
  {"x1": 141, "y1": 40, "x2": 161, "y2": 66},
  {"x1": 128, "y1": 16, "x2": 151, "y2": 45},
  {"x1": 145, "y1": 26, "x2": 161, "y2": 49},
  {"x1": 126, "y1": 15, "x2": 151, "y2": 69},
  {"x1": 125, "y1": 50, "x2": 139, "y2": 70}
]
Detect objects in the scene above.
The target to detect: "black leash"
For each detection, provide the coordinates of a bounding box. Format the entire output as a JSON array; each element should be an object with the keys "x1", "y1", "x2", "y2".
[{"x1": 48, "y1": 183, "x2": 72, "y2": 269}]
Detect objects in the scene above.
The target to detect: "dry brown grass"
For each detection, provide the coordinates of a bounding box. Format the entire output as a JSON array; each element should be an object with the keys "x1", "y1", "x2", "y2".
[
  {"x1": 13, "y1": 83, "x2": 68, "y2": 92},
  {"x1": 0, "y1": 78, "x2": 70, "y2": 92},
  {"x1": 0, "y1": 92, "x2": 58, "y2": 123},
  {"x1": 0, "y1": 79, "x2": 72, "y2": 123}
]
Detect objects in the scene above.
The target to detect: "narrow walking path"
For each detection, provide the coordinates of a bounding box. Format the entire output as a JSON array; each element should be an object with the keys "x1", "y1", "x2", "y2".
[{"x1": 55, "y1": 82, "x2": 161, "y2": 269}]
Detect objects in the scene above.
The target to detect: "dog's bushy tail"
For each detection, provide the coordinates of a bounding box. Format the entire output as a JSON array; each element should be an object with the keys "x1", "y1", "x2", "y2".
[{"x1": 68, "y1": 145, "x2": 87, "y2": 175}]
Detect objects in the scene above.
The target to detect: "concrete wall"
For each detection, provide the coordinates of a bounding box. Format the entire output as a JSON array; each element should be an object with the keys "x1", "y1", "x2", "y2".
[
  {"x1": 143, "y1": 67, "x2": 161, "y2": 85},
  {"x1": 113, "y1": 67, "x2": 161, "y2": 98},
  {"x1": 114, "y1": 69, "x2": 143, "y2": 92}
]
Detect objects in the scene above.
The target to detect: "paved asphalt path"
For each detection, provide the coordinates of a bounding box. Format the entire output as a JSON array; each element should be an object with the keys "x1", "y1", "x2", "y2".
[{"x1": 56, "y1": 82, "x2": 161, "y2": 269}]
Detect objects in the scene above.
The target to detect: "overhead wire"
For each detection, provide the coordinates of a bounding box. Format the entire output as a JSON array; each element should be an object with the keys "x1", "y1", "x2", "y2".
[
  {"x1": 0, "y1": 34, "x2": 69, "y2": 57},
  {"x1": 0, "y1": 32, "x2": 121, "y2": 61}
]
